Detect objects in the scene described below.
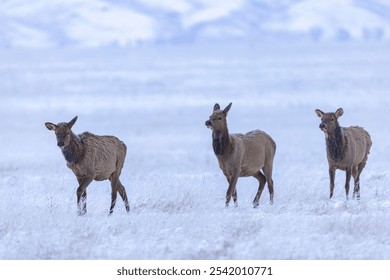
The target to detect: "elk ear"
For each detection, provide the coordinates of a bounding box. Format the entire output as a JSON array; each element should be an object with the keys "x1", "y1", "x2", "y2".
[
  {"x1": 335, "y1": 108, "x2": 344, "y2": 118},
  {"x1": 223, "y1": 102, "x2": 232, "y2": 115},
  {"x1": 45, "y1": 122, "x2": 57, "y2": 131},
  {"x1": 67, "y1": 116, "x2": 78, "y2": 128},
  {"x1": 213, "y1": 103, "x2": 220, "y2": 111},
  {"x1": 315, "y1": 109, "x2": 324, "y2": 118}
]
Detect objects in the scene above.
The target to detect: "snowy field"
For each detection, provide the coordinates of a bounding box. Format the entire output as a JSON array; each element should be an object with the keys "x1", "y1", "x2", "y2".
[{"x1": 1, "y1": 42, "x2": 390, "y2": 259}]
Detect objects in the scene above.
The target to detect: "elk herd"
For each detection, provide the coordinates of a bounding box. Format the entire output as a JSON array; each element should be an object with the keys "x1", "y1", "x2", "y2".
[{"x1": 45, "y1": 103, "x2": 371, "y2": 215}]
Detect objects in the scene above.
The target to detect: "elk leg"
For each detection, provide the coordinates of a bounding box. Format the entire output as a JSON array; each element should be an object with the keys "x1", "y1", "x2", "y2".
[
  {"x1": 353, "y1": 177, "x2": 360, "y2": 200},
  {"x1": 329, "y1": 167, "x2": 336, "y2": 199},
  {"x1": 76, "y1": 177, "x2": 93, "y2": 216},
  {"x1": 232, "y1": 188, "x2": 238, "y2": 206},
  {"x1": 81, "y1": 191, "x2": 87, "y2": 214},
  {"x1": 345, "y1": 168, "x2": 352, "y2": 200},
  {"x1": 263, "y1": 164, "x2": 274, "y2": 204},
  {"x1": 117, "y1": 180, "x2": 130, "y2": 212},
  {"x1": 225, "y1": 176, "x2": 238, "y2": 206},
  {"x1": 352, "y1": 177, "x2": 360, "y2": 200},
  {"x1": 353, "y1": 163, "x2": 365, "y2": 200},
  {"x1": 226, "y1": 175, "x2": 238, "y2": 207},
  {"x1": 109, "y1": 176, "x2": 120, "y2": 215},
  {"x1": 253, "y1": 171, "x2": 266, "y2": 208}
]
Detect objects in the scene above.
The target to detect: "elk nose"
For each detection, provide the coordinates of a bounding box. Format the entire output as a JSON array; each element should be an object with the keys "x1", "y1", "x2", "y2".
[
  {"x1": 57, "y1": 141, "x2": 65, "y2": 147},
  {"x1": 205, "y1": 120, "x2": 211, "y2": 127},
  {"x1": 319, "y1": 123, "x2": 326, "y2": 130}
]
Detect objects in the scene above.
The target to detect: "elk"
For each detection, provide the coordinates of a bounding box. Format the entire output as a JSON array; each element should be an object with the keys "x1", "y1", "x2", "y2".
[
  {"x1": 205, "y1": 103, "x2": 276, "y2": 207},
  {"x1": 45, "y1": 116, "x2": 130, "y2": 215},
  {"x1": 315, "y1": 108, "x2": 372, "y2": 200}
]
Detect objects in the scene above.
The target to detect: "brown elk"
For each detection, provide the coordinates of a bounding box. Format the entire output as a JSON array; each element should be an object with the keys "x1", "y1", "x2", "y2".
[
  {"x1": 205, "y1": 103, "x2": 276, "y2": 207},
  {"x1": 315, "y1": 108, "x2": 372, "y2": 199},
  {"x1": 45, "y1": 116, "x2": 130, "y2": 215}
]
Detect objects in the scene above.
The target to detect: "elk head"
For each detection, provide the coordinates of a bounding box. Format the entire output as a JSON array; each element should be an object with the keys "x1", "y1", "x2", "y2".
[
  {"x1": 45, "y1": 116, "x2": 78, "y2": 149},
  {"x1": 315, "y1": 108, "x2": 343, "y2": 136},
  {"x1": 205, "y1": 103, "x2": 232, "y2": 133}
]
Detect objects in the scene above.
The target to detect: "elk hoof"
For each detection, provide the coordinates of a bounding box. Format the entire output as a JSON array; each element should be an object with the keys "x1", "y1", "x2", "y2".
[{"x1": 353, "y1": 192, "x2": 360, "y2": 200}]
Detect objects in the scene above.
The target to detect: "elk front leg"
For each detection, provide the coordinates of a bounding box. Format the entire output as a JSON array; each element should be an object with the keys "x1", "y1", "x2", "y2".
[
  {"x1": 353, "y1": 179, "x2": 360, "y2": 200},
  {"x1": 226, "y1": 175, "x2": 238, "y2": 207},
  {"x1": 345, "y1": 167, "x2": 352, "y2": 199},
  {"x1": 353, "y1": 164, "x2": 363, "y2": 200},
  {"x1": 76, "y1": 177, "x2": 93, "y2": 216},
  {"x1": 329, "y1": 167, "x2": 336, "y2": 199},
  {"x1": 226, "y1": 176, "x2": 238, "y2": 206}
]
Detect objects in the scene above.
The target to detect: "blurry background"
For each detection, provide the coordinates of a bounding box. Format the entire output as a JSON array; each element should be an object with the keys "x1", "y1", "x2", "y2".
[{"x1": 1, "y1": 0, "x2": 390, "y2": 47}]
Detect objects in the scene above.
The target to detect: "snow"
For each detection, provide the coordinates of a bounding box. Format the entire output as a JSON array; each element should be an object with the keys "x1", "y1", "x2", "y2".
[
  {"x1": 263, "y1": 0, "x2": 390, "y2": 40},
  {"x1": 180, "y1": 0, "x2": 245, "y2": 28},
  {"x1": 0, "y1": 42, "x2": 390, "y2": 259},
  {"x1": 0, "y1": 0, "x2": 157, "y2": 47},
  {"x1": 65, "y1": 2, "x2": 156, "y2": 47},
  {"x1": 138, "y1": 0, "x2": 245, "y2": 28}
]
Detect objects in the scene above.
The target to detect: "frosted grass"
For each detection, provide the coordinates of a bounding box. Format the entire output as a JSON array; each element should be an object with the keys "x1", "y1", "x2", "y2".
[{"x1": 1, "y1": 42, "x2": 390, "y2": 259}]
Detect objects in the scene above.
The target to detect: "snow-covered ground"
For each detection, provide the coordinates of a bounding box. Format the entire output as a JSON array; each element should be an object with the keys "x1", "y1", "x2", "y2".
[{"x1": 1, "y1": 42, "x2": 390, "y2": 259}]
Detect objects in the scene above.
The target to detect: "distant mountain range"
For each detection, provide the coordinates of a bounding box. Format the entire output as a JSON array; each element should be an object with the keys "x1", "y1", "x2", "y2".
[{"x1": 1, "y1": 0, "x2": 389, "y2": 48}]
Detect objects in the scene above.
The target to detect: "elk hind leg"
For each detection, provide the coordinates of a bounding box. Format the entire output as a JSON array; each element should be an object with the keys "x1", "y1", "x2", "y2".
[
  {"x1": 353, "y1": 162, "x2": 366, "y2": 200},
  {"x1": 117, "y1": 179, "x2": 130, "y2": 212},
  {"x1": 232, "y1": 188, "x2": 238, "y2": 207},
  {"x1": 252, "y1": 171, "x2": 266, "y2": 208},
  {"x1": 263, "y1": 163, "x2": 274, "y2": 204},
  {"x1": 109, "y1": 174, "x2": 121, "y2": 215}
]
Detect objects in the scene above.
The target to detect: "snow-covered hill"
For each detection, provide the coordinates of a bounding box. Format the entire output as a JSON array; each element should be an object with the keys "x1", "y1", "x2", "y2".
[{"x1": 1, "y1": 0, "x2": 390, "y2": 48}]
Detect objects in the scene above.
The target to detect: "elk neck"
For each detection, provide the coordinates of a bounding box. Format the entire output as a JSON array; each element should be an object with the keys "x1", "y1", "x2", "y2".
[
  {"x1": 62, "y1": 132, "x2": 85, "y2": 164},
  {"x1": 212, "y1": 127, "x2": 231, "y2": 156},
  {"x1": 326, "y1": 124, "x2": 345, "y2": 161}
]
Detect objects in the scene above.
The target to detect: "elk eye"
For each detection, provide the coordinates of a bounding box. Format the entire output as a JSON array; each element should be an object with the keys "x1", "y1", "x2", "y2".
[
  {"x1": 331, "y1": 118, "x2": 335, "y2": 121},
  {"x1": 218, "y1": 116, "x2": 222, "y2": 120}
]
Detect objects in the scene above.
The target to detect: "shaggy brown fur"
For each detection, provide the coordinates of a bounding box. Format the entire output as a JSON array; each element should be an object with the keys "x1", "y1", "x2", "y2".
[
  {"x1": 205, "y1": 103, "x2": 276, "y2": 207},
  {"x1": 45, "y1": 116, "x2": 130, "y2": 215},
  {"x1": 315, "y1": 108, "x2": 372, "y2": 199}
]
